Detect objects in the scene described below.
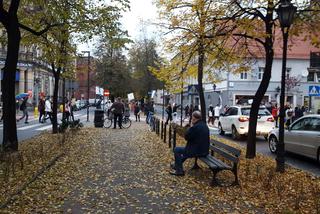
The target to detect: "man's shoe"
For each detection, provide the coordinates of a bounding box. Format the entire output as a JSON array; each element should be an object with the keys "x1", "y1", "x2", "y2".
[
  {"x1": 170, "y1": 163, "x2": 176, "y2": 170},
  {"x1": 113, "y1": 127, "x2": 116, "y2": 129},
  {"x1": 169, "y1": 170, "x2": 185, "y2": 176},
  {"x1": 25, "y1": 121, "x2": 29, "y2": 124}
]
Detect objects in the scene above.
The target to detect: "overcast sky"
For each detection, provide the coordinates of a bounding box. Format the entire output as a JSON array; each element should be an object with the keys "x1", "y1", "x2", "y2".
[{"x1": 77, "y1": 0, "x2": 159, "y2": 53}]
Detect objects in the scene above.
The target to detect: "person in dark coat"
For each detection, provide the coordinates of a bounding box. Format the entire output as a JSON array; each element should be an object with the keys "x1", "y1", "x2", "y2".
[
  {"x1": 134, "y1": 102, "x2": 141, "y2": 122},
  {"x1": 110, "y1": 97, "x2": 125, "y2": 129},
  {"x1": 165, "y1": 104, "x2": 172, "y2": 125},
  {"x1": 17, "y1": 96, "x2": 29, "y2": 124},
  {"x1": 38, "y1": 96, "x2": 45, "y2": 123},
  {"x1": 170, "y1": 111, "x2": 210, "y2": 176}
]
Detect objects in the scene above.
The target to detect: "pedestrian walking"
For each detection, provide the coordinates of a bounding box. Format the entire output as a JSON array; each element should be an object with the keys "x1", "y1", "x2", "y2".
[
  {"x1": 271, "y1": 104, "x2": 278, "y2": 127},
  {"x1": 188, "y1": 104, "x2": 194, "y2": 124},
  {"x1": 213, "y1": 96, "x2": 222, "y2": 126},
  {"x1": 110, "y1": 97, "x2": 125, "y2": 129},
  {"x1": 208, "y1": 105, "x2": 214, "y2": 125},
  {"x1": 172, "y1": 103, "x2": 180, "y2": 123},
  {"x1": 285, "y1": 105, "x2": 293, "y2": 127},
  {"x1": 38, "y1": 96, "x2": 45, "y2": 123},
  {"x1": 165, "y1": 104, "x2": 173, "y2": 125},
  {"x1": 64, "y1": 99, "x2": 71, "y2": 122},
  {"x1": 184, "y1": 105, "x2": 189, "y2": 118},
  {"x1": 70, "y1": 97, "x2": 76, "y2": 121},
  {"x1": 44, "y1": 97, "x2": 52, "y2": 123},
  {"x1": 134, "y1": 102, "x2": 141, "y2": 122},
  {"x1": 17, "y1": 96, "x2": 29, "y2": 124}
]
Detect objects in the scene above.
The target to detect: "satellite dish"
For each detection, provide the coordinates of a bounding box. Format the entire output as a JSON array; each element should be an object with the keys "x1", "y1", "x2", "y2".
[{"x1": 301, "y1": 70, "x2": 309, "y2": 77}]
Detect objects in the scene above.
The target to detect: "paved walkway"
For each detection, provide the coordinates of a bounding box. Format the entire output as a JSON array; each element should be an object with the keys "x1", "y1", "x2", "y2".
[{"x1": 61, "y1": 122, "x2": 224, "y2": 213}]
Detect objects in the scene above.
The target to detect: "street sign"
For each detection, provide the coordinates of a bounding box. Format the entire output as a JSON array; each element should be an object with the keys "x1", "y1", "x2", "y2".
[
  {"x1": 309, "y1": 85, "x2": 320, "y2": 96},
  {"x1": 104, "y1": 89, "x2": 110, "y2": 96},
  {"x1": 188, "y1": 84, "x2": 199, "y2": 95}
]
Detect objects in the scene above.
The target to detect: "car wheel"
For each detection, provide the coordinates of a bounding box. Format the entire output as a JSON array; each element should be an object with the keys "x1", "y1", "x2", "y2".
[
  {"x1": 218, "y1": 123, "x2": 224, "y2": 135},
  {"x1": 269, "y1": 135, "x2": 278, "y2": 153},
  {"x1": 231, "y1": 126, "x2": 240, "y2": 140}
]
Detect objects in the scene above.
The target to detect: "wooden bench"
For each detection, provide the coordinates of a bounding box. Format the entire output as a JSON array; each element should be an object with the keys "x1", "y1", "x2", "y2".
[{"x1": 194, "y1": 139, "x2": 241, "y2": 186}]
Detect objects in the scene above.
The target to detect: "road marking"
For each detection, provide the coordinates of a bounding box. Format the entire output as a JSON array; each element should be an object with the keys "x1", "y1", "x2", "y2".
[
  {"x1": 36, "y1": 125, "x2": 52, "y2": 131},
  {"x1": 18, "y1": 123, "x2": 43, "y2": 130}
]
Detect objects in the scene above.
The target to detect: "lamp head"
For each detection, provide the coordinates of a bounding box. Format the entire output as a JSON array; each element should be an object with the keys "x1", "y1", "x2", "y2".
[{"x1": 276, "y1": 0, "x2": 297, "y2": 29}]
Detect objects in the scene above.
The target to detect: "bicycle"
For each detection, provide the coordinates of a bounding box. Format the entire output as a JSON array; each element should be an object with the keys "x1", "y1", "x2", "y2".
[{"x1": 104, "y1": 113, "x2": 132, "y2": 129}]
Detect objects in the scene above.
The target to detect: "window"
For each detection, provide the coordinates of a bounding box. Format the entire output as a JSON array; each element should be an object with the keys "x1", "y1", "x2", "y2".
[
  {"x1": 286, "y1": 68, "x2": 291, "y2": 79},
  {"x1": 229, "y1": 108, "x2": 238, "y2": 116},
  {"x1": 291, "y1": 118, "x2": 316, "y2": 131},
  {"x1": 240, "y1": 72, "x2": 248, "y2": 80},
  {"x1": 241, "y1": 108, "x2": 271, "y2": 116},
  {"x1": 258, "y1": 67, "x2": 264, "y2": 80},
  {"x1": 307, "y1": 72, "x2": 315, "y2": 82}
]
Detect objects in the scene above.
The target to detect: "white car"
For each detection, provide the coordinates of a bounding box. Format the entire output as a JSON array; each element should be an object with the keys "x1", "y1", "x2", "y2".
[
  {"x1": 268, "y1": 115, "x2": 320, "y2": 161},
  {"x1": 218, "y1": 106, "x2": 275, "y2": 140}
]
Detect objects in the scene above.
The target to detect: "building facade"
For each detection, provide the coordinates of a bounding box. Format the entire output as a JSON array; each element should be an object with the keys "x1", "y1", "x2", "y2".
[{"x1": 168, "y1": 35, "x2": 320, "y2": 113}]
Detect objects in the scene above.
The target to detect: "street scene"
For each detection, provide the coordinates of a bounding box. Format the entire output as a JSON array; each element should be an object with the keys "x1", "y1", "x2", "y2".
[{"x1": 1, "y1": 0, "x2": 320, "y2": 213}]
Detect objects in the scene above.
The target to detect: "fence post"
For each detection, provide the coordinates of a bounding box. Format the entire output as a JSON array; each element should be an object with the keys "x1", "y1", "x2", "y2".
[
  {"x1": 173, "y1": 125, "x2": 176, "y2": 150},
  {"x1": 161, "y1": 121, "x2": 164, "y2": 139},
  {"x1": 164, "y1": 123, "x2": 167, "y2": 143},
  {"x1": 156, "y1": 119, "x2": 159, "y2": 135},
  {"x1": 168, "y1": 123, "x2": 172, "y2": 148}
]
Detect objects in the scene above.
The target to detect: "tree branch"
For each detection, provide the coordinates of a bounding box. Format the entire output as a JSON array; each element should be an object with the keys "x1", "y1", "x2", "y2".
[{"x1": 19, "y1": 23, "x2": 62, "y2": 36}]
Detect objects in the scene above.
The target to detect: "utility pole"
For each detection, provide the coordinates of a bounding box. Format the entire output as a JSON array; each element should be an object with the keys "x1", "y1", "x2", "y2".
[{"x1": 82, "y1": 51, "x2": 90, "y2": 122}]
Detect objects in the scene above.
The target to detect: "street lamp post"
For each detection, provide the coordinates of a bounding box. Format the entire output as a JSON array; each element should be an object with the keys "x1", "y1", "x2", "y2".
[
  {"x1": 276, "y1": 0, "x2": 297, "y2": 173},
  {"x1": 82, "y1": 51, "x2": 90, "y2": 122}
]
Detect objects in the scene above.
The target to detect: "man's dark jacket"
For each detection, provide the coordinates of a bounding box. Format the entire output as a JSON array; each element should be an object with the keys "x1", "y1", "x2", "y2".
[
  {"x1": 184, "y1": 120, "x2": 209, "y2": 157},
  {"x1": 111, "y1": 102, "x2": 125, "y2": 115}
]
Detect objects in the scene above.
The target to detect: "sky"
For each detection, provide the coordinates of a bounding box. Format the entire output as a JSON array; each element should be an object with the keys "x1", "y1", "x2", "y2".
[{"x1": 77, "y1": 0, "x2": 159, "y2": 54}]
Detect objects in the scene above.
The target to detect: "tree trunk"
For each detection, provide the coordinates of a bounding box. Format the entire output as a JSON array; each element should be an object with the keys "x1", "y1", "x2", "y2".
[
  {"x1": 2, "y1": 16, "x2": 21, "y2": 151},
  {"x1": 246, "y1": 2, "x2": 274, "y2": 158},
  {"x1": 197, "y1": 42, "x2": 206, "y2": 122},
  {"x1": 52, "y1": 67, "x2": 61, "y2": 134}
]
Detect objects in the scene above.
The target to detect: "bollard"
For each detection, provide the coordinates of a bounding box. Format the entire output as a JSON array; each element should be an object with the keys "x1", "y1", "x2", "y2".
[
  {"x1": 168, "y1": 124, "x2": 172, "y2": 148},
  {"x1": 173, "y1": 125, "x2": 176, "y2": 150},
  {"x1": 161, "y1": 121, "x2": 164, "y2": 139},
  {"x1": 157, "y1": 119, "x2": 160, "y2": 135},
  {"x1": 164, "y1": 123, "x2": 167, "y2": 143},
  {"x1": 34, "y1": 107, "x2": 38, "y2": 118}
]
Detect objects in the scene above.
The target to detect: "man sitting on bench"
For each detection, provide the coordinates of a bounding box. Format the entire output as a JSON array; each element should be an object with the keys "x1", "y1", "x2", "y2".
[{"x1": 170, "y1": 111, "x2": 210, "y2": 176}]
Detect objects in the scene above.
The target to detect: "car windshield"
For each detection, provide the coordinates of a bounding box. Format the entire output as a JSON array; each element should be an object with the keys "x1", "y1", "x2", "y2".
[{"x1": 241, "y1": 108, "x2": 271, "y2": 116}]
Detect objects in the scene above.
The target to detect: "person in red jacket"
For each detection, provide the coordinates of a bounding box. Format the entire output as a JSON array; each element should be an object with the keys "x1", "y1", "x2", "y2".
[{"x1": 271, "y1": 104, "x2": 279, "y2": 128}]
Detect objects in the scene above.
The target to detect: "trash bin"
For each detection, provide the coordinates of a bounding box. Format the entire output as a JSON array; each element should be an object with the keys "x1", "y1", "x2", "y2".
[{"x1": 94, "y1": 109, "x2": 104, "y2": 128}]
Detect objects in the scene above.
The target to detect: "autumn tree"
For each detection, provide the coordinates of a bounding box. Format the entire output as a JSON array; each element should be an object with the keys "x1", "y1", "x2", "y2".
[
  {"x1": 220, "y1": 0, "x2": 319, "y2": 159},
  {"x1": 155, "y1": 0, "x2": 249, "y2": 121},
  {"x1": 0, "y1": 0, "x2": 129, "y2": 150},
  {"x1": 95, "y1": 35, "x2": 133, "y2": 98},
  {"x1": 128, "y1": 38, "x2": 163, "y2": 99}
]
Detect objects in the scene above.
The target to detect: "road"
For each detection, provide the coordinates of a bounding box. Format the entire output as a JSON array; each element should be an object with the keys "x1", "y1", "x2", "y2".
[
  {"x1": 0, "y1": 108, "x2": 95, "y2": 142},
  {"x1": 209, "y1": 128, "x2": 320, "y2": 177}
]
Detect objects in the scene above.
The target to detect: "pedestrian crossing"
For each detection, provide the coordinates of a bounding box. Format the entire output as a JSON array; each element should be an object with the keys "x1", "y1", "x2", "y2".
[{"x1": 0, "y1": 113, "x2": 86, "y2": 131}]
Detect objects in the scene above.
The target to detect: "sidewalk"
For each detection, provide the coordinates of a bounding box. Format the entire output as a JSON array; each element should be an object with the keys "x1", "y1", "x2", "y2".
[{"x1": 3, "y1": 120, "x2": 317, "y2": 213}]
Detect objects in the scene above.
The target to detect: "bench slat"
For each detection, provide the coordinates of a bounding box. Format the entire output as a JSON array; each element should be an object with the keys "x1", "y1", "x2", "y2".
[
  {"x1": 200, "y1": 156, "x2": 231, "y2": 169},
  {"x1": 210, "y1": 139, "x2": 241, "y2": 156},
  {"x1": 209, "y1": 145, "x2": 239, "y2": 163}
]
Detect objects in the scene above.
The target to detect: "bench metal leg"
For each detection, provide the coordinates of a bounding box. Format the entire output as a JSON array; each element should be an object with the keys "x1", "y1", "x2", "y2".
[
  {"x1": 232, "y1": 165, "x2": 240, "y2": 186},
  {"x1": 210, "y1": 169, "x2": 220, "y2": 186},
  {"x1": 191, "y1": 158, "x2": 201, "y2": 170}
]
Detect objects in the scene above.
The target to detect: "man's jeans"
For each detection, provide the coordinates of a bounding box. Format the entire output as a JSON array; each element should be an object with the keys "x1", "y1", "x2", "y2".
[
  {"x1": 173, "y1": 147, "x2": 192, "y2": 172},
  {"x1": 114, "y1": 113, "x2": 123, "y2": 128}
]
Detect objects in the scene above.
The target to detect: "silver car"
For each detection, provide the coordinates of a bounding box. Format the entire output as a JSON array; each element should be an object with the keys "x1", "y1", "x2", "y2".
[{"x1": 268, "y1": 115, "x2": 320, "y2": 162}]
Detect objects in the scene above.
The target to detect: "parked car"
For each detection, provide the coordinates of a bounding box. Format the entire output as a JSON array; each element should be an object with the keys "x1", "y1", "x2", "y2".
[
  {"x1": 268, "y1": 115, "x2": 320, "y2": 162},
  {"x1": 218, "y1": 105, "x2": 275, "y2": 140}
]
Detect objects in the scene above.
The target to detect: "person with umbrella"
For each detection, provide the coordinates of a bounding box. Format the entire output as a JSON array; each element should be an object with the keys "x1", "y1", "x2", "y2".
[{"x1": 17, "y1": 96, "x2": 29, "y2": 124}]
